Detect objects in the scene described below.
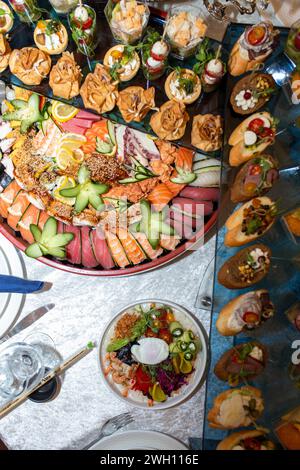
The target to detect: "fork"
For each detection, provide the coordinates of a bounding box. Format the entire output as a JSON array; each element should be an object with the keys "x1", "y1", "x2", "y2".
[{"x1": 82, "y1": 412, "x2": 134, "y2": 450}]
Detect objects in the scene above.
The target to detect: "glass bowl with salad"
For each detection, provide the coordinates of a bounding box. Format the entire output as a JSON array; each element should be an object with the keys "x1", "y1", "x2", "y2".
[
  {"x1": 99, "y1": 300, "x2": 208, "y2": 409},
  {"x1": 68, "y1": 3, "x2": 97, "y2": 56},
  {"x1": 104, "y1": 0, "x2": 150, "y2": 45},
  {"x1": 140, "y1": 29, "x2": 170, "y2": 81}
]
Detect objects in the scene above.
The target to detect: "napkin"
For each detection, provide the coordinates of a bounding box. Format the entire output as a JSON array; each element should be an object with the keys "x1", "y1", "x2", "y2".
[{"x1": 0, "y1": 275, "x2": 44, "y2": 294}]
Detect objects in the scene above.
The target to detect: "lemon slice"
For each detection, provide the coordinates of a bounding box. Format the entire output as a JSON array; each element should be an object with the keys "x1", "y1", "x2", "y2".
[
  {"x1": 53, "y1": 176, "x2": 76, "y2": 205},
  {"x1": 60, "y1": 133, "x2": 87, "y2": 144},
  {"x1": 72, "y1": 148, "x2": 85, "y2": 164},
  {"x1": 56, "y1": 147, "x2": 74, "y2": 170},
  {"x1": 149, "y1": 383, "x2": 167, "y2": 403},
  {"x1": 52, "y1": 102, "x2": 78, "y2": 123}
]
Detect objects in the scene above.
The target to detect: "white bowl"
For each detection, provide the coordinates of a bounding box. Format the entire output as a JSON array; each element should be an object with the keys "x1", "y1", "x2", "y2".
[{"x1": 98, "y1": 299, "x2": 209, "y2": 410}]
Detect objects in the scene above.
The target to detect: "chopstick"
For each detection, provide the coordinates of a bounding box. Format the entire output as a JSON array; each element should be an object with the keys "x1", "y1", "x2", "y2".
[{"x1": 0, "y1": 341, "x2": 96, "y2": 419}]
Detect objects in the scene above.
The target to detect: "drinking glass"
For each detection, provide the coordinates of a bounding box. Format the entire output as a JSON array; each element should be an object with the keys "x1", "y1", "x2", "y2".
[{"x1": 48, "y1": 0, "x2": 78, "y2": 15}]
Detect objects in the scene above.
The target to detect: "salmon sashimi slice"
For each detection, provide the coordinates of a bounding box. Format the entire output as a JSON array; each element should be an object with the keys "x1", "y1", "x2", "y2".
[
  {"x1": 159, "y1": 234, "x2": 181, "y2": 251},
  {"x1": 19, "y1": 204, "x2": 40, "y2": 244},
  {"x1": 7, "y1": 192, "x2": 30, "y2": 231},
  {"x1": 147, "y1": 183, "x2": 174, "y2": 211},
  {"x1": 38, "y1": 211, "x2": 50, "y2": 230},
  {"x1": 104, "y1": 230, "x2": 130, "y2": 268},
  {"x1": 118, "y1": 228, "x2": 146, "y2": 265},
  {"x1": 131, "y1": 231, "x2": 163, "y2": 260},
  {"x1": 165, "y1": 171, "x2": 186, "y2": 197},
  {"x1": 174, "y1": 147, "x2": 194, "y2": 171},
  {"x1": 82, "y1": 120, "x2": 109, "y2": 154},
  {"x1": 0, "y1": 180, "x2": 22, "y2": 218}
]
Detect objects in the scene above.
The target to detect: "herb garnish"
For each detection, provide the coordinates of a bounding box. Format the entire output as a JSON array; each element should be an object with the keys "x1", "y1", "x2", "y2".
[
  {"x1": 193, "y1": 38, "x2": 226, "y2": 76},
  {"x1": 108, "y1": 45, "x2": 136, "y2": 81}
]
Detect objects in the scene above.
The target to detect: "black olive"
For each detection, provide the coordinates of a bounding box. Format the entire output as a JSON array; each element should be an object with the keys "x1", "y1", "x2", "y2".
[{"x1": 116, "y1": 341, "x2": 138, "y2": 366}]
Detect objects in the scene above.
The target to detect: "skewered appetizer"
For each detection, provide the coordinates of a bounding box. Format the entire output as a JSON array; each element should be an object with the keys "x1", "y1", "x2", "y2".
[
  {"x1": 218, "y1": 244, "x2": 271, "y2": 289},
  {"x1": 49, "y1": 52, "x2": 82, "y2": 100},
  {"x1": 165, "y1": 7, "x2": 207, "y2": 59},
  {"x1": 230, "y1": 155, "x2": 279, "y2": 203},
  {"x1": 0, "y1": 1, "x2": 13, "y2": 33},
  {"x1": 107, "y1": 0, "x2": 149, "y2": 45},
  {"x1": 9, "y1": 47, "x2": 51, "y2": 85},
  {"x1": 230, "y1": 73, "x2": 276, "y2": 115},
  {"x1": 69, "y1": 3, "x2": 97, "y2": 56},
  {"x1": 224, "y1": 197, "x2": 277, "y2": 247},
  {"x1": 228, "y1": 22, "x2": 279, "y2": 76},
  {"x1": 208, "y1": 386, "x2": 264, "y2": 429},
  {"x1": 103, "y1": 44, "x2": 140, "y2": 82},
  {"x1": 0, "y1": 34, "x2": 11, "y2": 73},
  {"x1": 285, "y1": 21, "x2": 300, "y2": 68},
  {"x1": 34, "y1": 19, "x2": 68, "y2": 55},
  {"x1": 217, "y1": 429, "x2": 275, "y2": 451},
  {"x1": 193, "y1": 39, "x2": 226, "y2": 93},
  {"x1": 216, "y1": 289, "x2": 274, "y2": 336},
  {"x1": 150, "y1": 100, "x2": 189, "y2": 141},
  {"x1": 165, "y1": 68, "x2": 201, "y2": 105},
  {"x1": 191, "y1": 114, "x2": 223, "y2": 152},
  {"x1": 214, "y1": 341, "x2": 267, "y2": 386},
  {"x1": 228, "y1": 112, "x2": 277, "y2": 167},
  {"x1": 141, "y1": 29, "x2": 169, "y2": 81}
]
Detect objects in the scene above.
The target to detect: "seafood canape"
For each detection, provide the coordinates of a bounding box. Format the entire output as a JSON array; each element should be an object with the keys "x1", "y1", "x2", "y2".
[
  {"x1": 191, "y1": 114, "x2": 223, "y2": 152},
  {"x1": 49, "y1": 52, "x2": 82, "y2": 100},
  {"x1": 0, "y1": 1, "x2": 13, "y2": 33},
  {"x1": 150, "y1": 100, "x2": 189, "y2": 141},
  {"x1": 164, "y1": 5, "x2": 207, "y2": 59},
  {"x1": 165, "y1": 68, "x2": 201, "y2": 105},
  {"x1": 34, "y1": 19, "x2": 68, "y2": 55},
  {"x1": 69, "y1": 3, "x2": 97, "y2": 56},
  {"x1": 100, "y1": 301, "x2": 207, "y2": 408},
  {"x1": 104, "y1": 44, "x2": 140, "y2": 82},
  {"x1": 105, "y1": 0, "x2": 150, "y2": 45},
  {"x1": 9, "y1": 47, "x2": 51, "y2": 85},
  {"x1": 140, "y1": 29, "x2": 170, "y2": 81},
  {"x1": 230, "y1": 73, "x2": 276, "y2": 115}
]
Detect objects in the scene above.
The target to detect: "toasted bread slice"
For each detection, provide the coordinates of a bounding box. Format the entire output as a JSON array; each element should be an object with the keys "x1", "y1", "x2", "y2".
[{"x1": 217, "y1": 428, "x2": 273, "y2": 450}]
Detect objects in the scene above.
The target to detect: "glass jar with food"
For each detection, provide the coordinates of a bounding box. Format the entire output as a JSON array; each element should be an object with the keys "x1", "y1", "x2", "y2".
[
  {"x1": 285, "y1": 19, "x2": 300, "y2": 67},
  {"x1": 68, "y1": 3, "x2": 97, "y2": 56},
  {"x1": 193, "y1": 39, "x2": 226, "y2": 93},
  {"x1": 48, "y1": 0, "x2": 78, "y2": 15},
  {"x1": 141, "y1": 29, "x2": 170, "y2": 81},
  {"x1": 8, "y1": 0, "x2": 41, "y2": 23},
  {"x1": 164, "y1": 4, "x2": 207, "y2": 60},
  {"x1": 105, "y1": 0, "x2": 150, "y2": 45},
  {"x1": 0, "y1": 1, "x2": 13, "y2": 33}
]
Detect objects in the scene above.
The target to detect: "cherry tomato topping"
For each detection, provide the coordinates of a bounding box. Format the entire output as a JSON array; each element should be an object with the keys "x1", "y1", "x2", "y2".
[
  {"x1": 259, "y1": 127, "x2": 274, "y2": 138},
  {"x1": 243, "y1": 438, "x2": 261, "y2": 450},
  {"x1": 249, "y1": 164, "x2": 262, "y2": 176},
  {"x1": 158, "y1": 329, "x2": 172, "y2": 344},
  {"x1": 248, "y1": 118, "x2": 264, "y2": 134},
  {"x1": 166, "y1": 312, "x2": 175, "y2": 323},
  {"x1": 82, "y1": 17, "x2": 93, "y2": 30},
  {"x1": 243, "y1": 311, "x2": 260, "y2": 324},
  {"x1": 247, "y1": 25, "x2": 266, "y2": 46}
]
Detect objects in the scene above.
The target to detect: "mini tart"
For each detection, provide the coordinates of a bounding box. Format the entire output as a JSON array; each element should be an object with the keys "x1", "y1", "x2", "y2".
[
  {"x1": 230, "y1": 73, "x2": 276, "y2": 115},
  {"x1": 0, "y1": 1, "x2": 13, "y2": 34},
  {"x1": 165, "y1": 69, "x2": 201, "y2": 105},
  {"x1": 103, "y1": 45, "x2": 140, "y2": 82},
  {"x1": 34, "y1": 20, "x2": 68, "y2": 56}
]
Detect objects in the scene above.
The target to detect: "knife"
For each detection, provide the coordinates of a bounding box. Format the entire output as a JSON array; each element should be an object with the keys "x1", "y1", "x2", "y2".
[{"x1": 0, "y1": 303, "x2": 55, "y2": 345}]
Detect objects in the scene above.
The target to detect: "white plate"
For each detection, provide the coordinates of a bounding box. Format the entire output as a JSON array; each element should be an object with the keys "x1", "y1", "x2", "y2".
[
  {"x1": 99, "y1": 299, "x2": 209, "y2": 410},
  {"x1": 0, "y1": 233, "x2": 25, "y2": 338},
  {"x1": 90, "y1": 430, "x2": 188, "y2": 450}
]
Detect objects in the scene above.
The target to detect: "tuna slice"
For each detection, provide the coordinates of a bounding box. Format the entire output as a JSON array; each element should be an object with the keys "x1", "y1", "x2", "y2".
[
  {"x1": 61, "y1": 121, "x2": 86, "y2": 135},
  {"x1": 80, "y1": 226, "x2": 99, "y2": 268},
  {"x1": 76, "y1": 110, "x2": 101, "y2": 120},
  {"x1": 91, "y1": 228, "x2": 114, "y2": 269},
  {"x1": 171, "y1": 197, "x2": 213, "y2": 217},
  {"x1": 179, "y1": 186, "x2": 220, "y2": 201},
  {"x1": 70, "y1": 118, "x2": 95, "y2": 129},
  {"x1": 63, "y1": 224, "x2": 82, "y2": 265}
]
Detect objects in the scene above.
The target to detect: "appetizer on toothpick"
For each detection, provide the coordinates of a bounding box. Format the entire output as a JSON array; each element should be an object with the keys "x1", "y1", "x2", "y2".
[
  {"x1": 193, "y1": 39, "x2": 226, "y2": 93},
  {"x1": 34, "y1": 19, "x2": 68, "y2": 55},
  {"x1": 9, "y1": 47, "x2": 51, "y2": 85},
  {"x1": 228, "y1": 112, "x2": 277, "y2": 167},
  {"x1": 228, "y1": 22, "x2": 279, "y2": 76},
  {"x1": 165, "y1": 68, "x2": 201, "y2": 105},
  {"x1": 150, "y1": 100, "x2": 189, "y2": 141},
  {"x1": 69, "y1": 3, "x2": 97, "y2": 56},
  {"x1": 49, "y1": 52, "x2": 82, "y2": 100},
  {"x1": 140, "y1": 29, "x2": 170, "y2": 81},
  {"x1": 216, "y1": 289, "x2": 275, "y2": 336}
]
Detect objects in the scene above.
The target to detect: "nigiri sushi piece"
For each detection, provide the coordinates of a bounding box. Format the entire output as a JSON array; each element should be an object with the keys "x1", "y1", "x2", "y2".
[
  {"x1": 147, "y1": 183, "x2": 174, "y2": 211},
  {"x1": 18, "y1": 204, "x2": 41, "y2": 244},
  {"x1": 159, "y1": 233, "x2": 181, "y2": 251},
  {"x1": 118, "y1": 227, "x2": 146, "y2": 265},
  {"x1": 131, "y1": 231, "x2": 163, "y2": 260},
  {"x1": 80, "y1": 226, "x2": 99, "y2": 268},
  {"x1": 0, "y1": 180, "x2": 21, "y2": 218},
  {"x1": 104, "y1": 230, "x2": 130, "y2": 268},
  {"x1": 91, "y1": 228, "x2": 114, "y2": 269},
  {"x1": 7, "y1": 191, "x2": 30, "y2": 231},
  {"x1": 64, "y1": 224, "x2": 82, "y2": 265}
]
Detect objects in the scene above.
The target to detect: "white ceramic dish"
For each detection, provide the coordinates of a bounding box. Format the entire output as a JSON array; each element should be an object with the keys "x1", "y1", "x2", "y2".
[
  {"x1": 98, "y1": 299, "x2": 209, "y2": 410},
  {"x1": 89, "y1": 430, "x2": 188, "y2": 450},
  {"x1": 0, "y1": 234, "x2": 25, "y2": 338}
]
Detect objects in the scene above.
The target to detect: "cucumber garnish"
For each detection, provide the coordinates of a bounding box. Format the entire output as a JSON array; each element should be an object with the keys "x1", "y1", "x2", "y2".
[
  {"x1": 25, "y1": 217, "x2": 74, "y2": 259},
  {"x1": 2, "y1": 94, "x2": 44, "y2": 134}
]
